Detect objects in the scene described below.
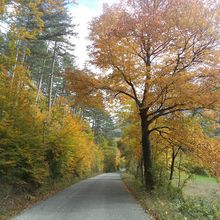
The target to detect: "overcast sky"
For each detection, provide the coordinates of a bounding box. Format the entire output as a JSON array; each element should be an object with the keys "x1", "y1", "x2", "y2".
[{"x1": 70, "y1": 0, "x2": 119, "y2": 69}]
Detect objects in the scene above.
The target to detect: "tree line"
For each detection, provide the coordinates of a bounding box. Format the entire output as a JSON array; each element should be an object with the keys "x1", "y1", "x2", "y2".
[
  {"x1": 0, "y1": 0, "x2": 120, "y2": 191},
  {"x1": 1, "y1": 0, "x2": 220, "y2": 193},
  {"x1": 67, "y1": 0, "x2": 220, "y2": 190}
]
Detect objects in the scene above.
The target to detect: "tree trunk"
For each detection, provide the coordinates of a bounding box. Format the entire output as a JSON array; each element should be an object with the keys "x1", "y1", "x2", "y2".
[
  {"x1": 136, "y1": 159, "x2": 142, "y2": 179},
  {"x1": 140, "y1": 109, "x2": 154, "y2": 191},
  {"x1": 140, "y1": 158, "x2": 144, "y2": 183},
  {"x1": 178, "y1": 151, "x2": 182, "y2": 188},
  {"x1": 48, "y1": 41, "x2": 57, "y2": 113},
  {"x1": 169, "y1": 147, "x2": 175, "y2": 181},
  {"x1": 36, "y1": 71, "x2": 44, "y2": 104},
  {"x1": 36, "y1": 43, "x2": 49, "y2": 104}
]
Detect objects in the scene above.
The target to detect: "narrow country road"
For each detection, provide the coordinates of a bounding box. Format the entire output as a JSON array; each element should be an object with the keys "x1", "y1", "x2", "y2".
[{"x1": 13, "y1": 173, "x2": 151, "y2": 220}]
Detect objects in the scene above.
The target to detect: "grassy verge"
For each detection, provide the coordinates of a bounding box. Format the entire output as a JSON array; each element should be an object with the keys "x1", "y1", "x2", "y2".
[
  {"x1": 193, "y1": 175, "x2": 218, "y2": 184},
  {"x1": 121, "y1": 173, "x2": 220, "y2": 220},
  {"x1": 183, "y1": 175, "x2": 220, "y2": 202},
  {"x1": 0, "y1": 174, "x2": 98, "y2": 220}
]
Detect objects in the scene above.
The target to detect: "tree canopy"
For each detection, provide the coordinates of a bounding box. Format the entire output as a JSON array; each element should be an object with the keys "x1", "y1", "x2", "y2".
[{"x1": 69, "y1": 0, "x2": 220, "y2": 190}]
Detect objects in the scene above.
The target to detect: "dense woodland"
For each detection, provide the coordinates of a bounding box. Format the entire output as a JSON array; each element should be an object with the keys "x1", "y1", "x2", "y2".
[
  {"x1": 0, "y1": 0, "x2": 120, "y2": 192},
  {"x1": 0, "y1": 0, "x2": 220, "y2": 219}
]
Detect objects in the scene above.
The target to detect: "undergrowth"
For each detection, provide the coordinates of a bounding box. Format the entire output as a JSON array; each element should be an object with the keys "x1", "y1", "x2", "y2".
[
  {"x1": 121, "y1": 173, "x2": 220, "y2": 220},
  {"x1": 0, "y1": 174, "x2": 95, "y2": 220}
]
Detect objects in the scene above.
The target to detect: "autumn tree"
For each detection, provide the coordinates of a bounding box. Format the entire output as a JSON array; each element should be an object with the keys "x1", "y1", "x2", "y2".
[
  {"x1": 0, "y1": 0, "x2": 104, "y2": 192},
  {"x1": 0, "y1": 72, "x2": 104, "y2": 187},
  {"x1": 0, "y1": 0, "x2": 76, "y2": 108},
  {"x1": 118, "y1": 102, "x2": 220, "y2": 189},
  {"x1": 65, "y1": 68, "x2": 123, "y2": 173},
  {"x1": 65, "y1": 68, "x2": 104, "y2": 111},
  {"x1": 86, "y1": 0, "x2": 220, "y2": 190}
]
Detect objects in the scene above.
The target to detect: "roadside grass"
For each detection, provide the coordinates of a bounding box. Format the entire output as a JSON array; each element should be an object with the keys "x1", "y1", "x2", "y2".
[
  {"x1": 121, "y1": 173, "x2": 220, "y2": 220},
  {"x1": 178, "y1": 174, "x2": 220, "y2": 202},
  {"x1": 121, "y1": 173, "x2": 184, "y2": 220},
  {"x1": 171, "y1": 172, "x2": 220, "y2": 201},
  {"x1": 0, "y1": 174, "x2": 97, "y2": 220},
  {"x1": 193, "y1": 175, "x2": 218, "y2": 185}
]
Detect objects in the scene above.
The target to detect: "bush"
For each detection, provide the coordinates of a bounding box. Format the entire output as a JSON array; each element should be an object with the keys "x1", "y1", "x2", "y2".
[
  {"x1": 0, "y1": 74, "x2": 104, "y2": 190},
  {"x1": 179, "y1": 197, "x2": 220, "y2": 220},
  {"x1": 154, "y1": 183, "x2": 183, "y2": 200},
  {"x1": 190, "y1": 166, "x2": 209, "y2": 176}
]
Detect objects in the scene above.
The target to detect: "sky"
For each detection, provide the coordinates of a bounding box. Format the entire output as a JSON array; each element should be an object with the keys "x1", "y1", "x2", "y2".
[{"x1": 70, "y1": 0, "x2": 119, "y2": 69}]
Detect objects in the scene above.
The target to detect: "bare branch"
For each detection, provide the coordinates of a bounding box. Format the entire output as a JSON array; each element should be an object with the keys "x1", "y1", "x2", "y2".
[
  {"x1": 149, "y1": 126, "x2": 171, "y2": 134},
  {"x1": 147, "y1": 106, "x2": 190, "y2": 125},
  {"x1": 112, "y1": 65, "x2": 141, "y2": 105}
]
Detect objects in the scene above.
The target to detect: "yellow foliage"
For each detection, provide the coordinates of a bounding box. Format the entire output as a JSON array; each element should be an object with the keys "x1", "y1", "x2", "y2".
[{"x1": 0, "y1": 74, "x2": 103, "y2": 187}]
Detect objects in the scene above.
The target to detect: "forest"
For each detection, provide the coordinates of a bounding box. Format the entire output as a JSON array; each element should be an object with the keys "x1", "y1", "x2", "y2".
[{"x1": 0, "y1": 0, "x2": 220, "y2": 219}]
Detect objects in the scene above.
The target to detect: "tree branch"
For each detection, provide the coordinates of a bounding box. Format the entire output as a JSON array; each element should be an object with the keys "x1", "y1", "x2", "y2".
[
  {"x1": 147, "y1": 106, "x2": 190, "y2": 125},
  {"x1": 149, "y1": 126, "x2": 170, "y2": 134},
  {"x1": 112, "y1": 65, "x2": 141, "y2": 105}
]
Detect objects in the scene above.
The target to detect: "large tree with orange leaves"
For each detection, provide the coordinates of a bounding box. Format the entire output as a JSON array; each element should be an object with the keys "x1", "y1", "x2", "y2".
[{"x1": 87, "y1": 0, "x2": 220, "y2": 190}]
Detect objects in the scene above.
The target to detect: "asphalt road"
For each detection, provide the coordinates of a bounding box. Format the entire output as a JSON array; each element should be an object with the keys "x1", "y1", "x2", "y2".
[{"x1": 13, "y1": 173, "x2": 151, "y2": 220}]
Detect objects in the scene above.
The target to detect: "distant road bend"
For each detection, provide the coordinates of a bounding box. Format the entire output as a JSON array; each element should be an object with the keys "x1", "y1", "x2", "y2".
[{"x1": 13, "y1": 173, "x2": 151, "y2": 220}]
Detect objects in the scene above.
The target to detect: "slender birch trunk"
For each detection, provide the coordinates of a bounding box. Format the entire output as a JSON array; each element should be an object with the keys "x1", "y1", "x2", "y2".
[
  {"x1": 48, "y1": 41, "x2": 57, "y2": 113},
  {"x1": 36, "y1": 42, "x2": 49, "y2": 104}
]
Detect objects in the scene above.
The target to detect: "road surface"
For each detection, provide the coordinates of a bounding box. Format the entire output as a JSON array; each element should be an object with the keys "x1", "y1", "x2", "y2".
[{"x1": 13, "y1": 173, "x2": 151, "y2": 220}]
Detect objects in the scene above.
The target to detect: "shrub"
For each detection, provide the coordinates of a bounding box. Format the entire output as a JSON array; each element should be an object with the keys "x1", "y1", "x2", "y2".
[
  {"x1": 179, "y1": 197, "x2": 220, "y2": 220},
  {"x1": 190, "y1": 166, "x2": 209, "y2": 176},
  {"x1": 122, "y1": 173, "x2": 220, "y2": 220}
]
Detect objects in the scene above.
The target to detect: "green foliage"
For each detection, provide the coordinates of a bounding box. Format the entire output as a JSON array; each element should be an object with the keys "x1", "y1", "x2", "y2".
[
  {"x1": 179, "y1": 198, "x2": 220, "y2": 220},
  {"x1": 96, "y1": 135, "x2": 120, "y2": 172},
  {"x1": 103, "y1": 147, "x2": 118, "y2": 172},
  {"x1": 192, "y1": 175, "x2": 218, "y2": 185},
  {"x1": 156, "y1": 184, "x2": 183, "y2": 200},
  {"x1": 122, "y1": 173, "x2": 220, "y2": 220},
  {"x1": 189, "y1": 166, "x2": 209, "y2": 176}
]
